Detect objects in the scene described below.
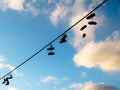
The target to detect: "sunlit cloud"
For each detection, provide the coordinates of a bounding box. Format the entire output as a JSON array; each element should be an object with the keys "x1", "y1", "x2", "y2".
[
  {"x1": 40, "y1": 76, "x2": 60, "y2": 84},
  {"x1": 8, "y1": 87, "x2": 21, "y2": 90},
  {"x1": 73, "y1": 31, "x2": 120, "y2": 72},
  {"x1": 49, "y1": 2, "x2": 69, "y2": 26},
  {"x1": 69, "y1": 81, "x2": 119, "y2": 90},
  {"x1": 24, "y1": 0, "x2": 40, "y2": 16},
  {"x1": 0, "y1": 56, "x2": 5, "y2": 62},
  {"x1": 69, "y1": 0, "x2": 105, "y2": 49},
  {"x1": 0, "y1": 0, "x2": 25, "y2": 11},
  {"x1": 0, "y1": 56, "x2": 5, "y2": 68},
  {"x1": 0, "y1": 56, "x2": 15, "y2": 71},
  {"x1": 0, "y1": 0, "x2": 40, "y2": 16},
  {"x1": 0, "y1": 55, "x2": 24, "y2": 77}
]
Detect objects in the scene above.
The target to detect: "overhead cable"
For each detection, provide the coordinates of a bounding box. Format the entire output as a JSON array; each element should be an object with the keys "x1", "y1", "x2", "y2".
[{"x1": 0, "y1": 0, "x2": 107, "y2": 81}]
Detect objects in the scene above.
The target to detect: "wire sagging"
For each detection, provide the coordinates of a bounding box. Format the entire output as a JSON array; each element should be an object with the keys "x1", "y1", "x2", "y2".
[{"x1": 0, "y1": 0, "x2": 107, "y2": 82}]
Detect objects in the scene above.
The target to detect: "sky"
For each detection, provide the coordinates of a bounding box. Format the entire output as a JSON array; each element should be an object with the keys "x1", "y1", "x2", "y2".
[{"x1": 0, "y1": 0, "x2": 120, "y2": 90}]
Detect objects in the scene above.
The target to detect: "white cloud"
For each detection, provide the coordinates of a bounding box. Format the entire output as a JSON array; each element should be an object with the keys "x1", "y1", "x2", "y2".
[
  {"x1": 49, "y1": 0, "x2": 103, "y2": 27},
  {"x1": 0, "y1": 55, "x2": 24, "y2": 76},
  {"x1": 5, "y1": 64, "x2": 16, "y2": 71},
  {"x1": 71, "y1": 0, "x2": 85, "y2": 15},
  {"x1": 5, "y1": 64, "x2": 24, "y2": 77},
  {"x1": 8, "y1": 87, "x2": 21, "y2": 90},
  {"x1": 0, "y1": 0, "x2": 40, "y2": 16},
  {"x1": 0, "y1": 63, "x2": 4, "y2": 68},
  {"x1": 69, "y1": 0, "x2": 105, "y2": 49},
  {"x1": 49, "y1": 3, "x2": 69, "y2": 26},
  {"x1": 0, "y1": 56, "x2": 7, "y2": 69},
  {"x1": 0, "y1": 56, "x2": 5, "y2": 68},
  {"x1": 40, "y1": 76, "x2": 59, "y2": 84},
  {"x1": 73, "y1": 31, "x2": 120, "y2": 72},
  {"x1": 69, "y1": 82, "x2": 119, "y2": 90},
  {"x1": 25, "y1": 1, "x2": 40, "y2": 16},
  {"x1": 0, "y1": 56, "x2": 5, "y2": 62},
  {"x1": 0, "y1": 56, "x2": 15, "y2": 72},
  {"x1": 0, "y1": 0, "x2": 25, "y2": 11},
  {"x1": 70, "y1": 13, "x2": 96, "y2": 49}
]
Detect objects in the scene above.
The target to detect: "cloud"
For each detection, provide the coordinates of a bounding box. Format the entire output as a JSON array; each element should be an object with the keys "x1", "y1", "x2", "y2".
[
  {"x1": 25, "y1": 0, "x2": 40, "y2": 16},
  {"x1": 73, "y1": 31, "x2": 120, "y2": 72},
  {"x1": 40, "y1": 76, "x2": 59, "y2": 84},
  {"x1": 0, "y1": 55, "x2": 24, "y2": 76},
  {"x1": 8, "y1": 87, "x2": 21, "y2": 90},
  {"x1": 49, "y1": 0, "x2": 105, "y2": 27},
  {"x1": 0, "y1": 58, "x2": 17, "y2": 73},
  {"x1": 0, "y1": 63, "x2": 4, "y2": 68},
  {"x1": 69, "y1": 82, "x2": 119, "y2": 90},
  {"x1": 39, "y1": 76, "x2": 70, "y2": 87},
  {"x1": 0, "y1": 0, "x2": 25, "y2": 11},
  {"x1": 0, "y1": 56, "x2": 6, "y2": 68},
  {"x1": 49, "y1": 3, "x2": 69, "y2": 26},
  {"x1": 0, "y1": 0, "x2": 40, "y2": 16},
  {"x1": 70, "y1": 0, "x2": 105, "y2": 49},
  {"x1": 0, "y1": 56, "x2": 5, "y2": 62}
]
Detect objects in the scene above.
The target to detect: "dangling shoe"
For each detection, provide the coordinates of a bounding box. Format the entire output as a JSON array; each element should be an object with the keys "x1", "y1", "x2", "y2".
[
  {"x1": 60, "y1": 38, "x2": 67, "y2": 43},
  {"x1": 47, "y1": 47, "x2": 54, "y2": 50},
  {"x1": 47, "y1": 45, "x2": 55, "y2": 50},
  {"x1": 9, "y1": 75, "x2": 13, "y2": 79},
  {"x1": 48, "y1": 52, "x2": 55, "y2": 55},
  {"x1": 60, "y1": 34, "x2": 67, "y2": 43},
  {"x1": 5, "y1": 78, "x2": 9, "y2": 85},
  {"x1": 86, "y1": 13, "x2": 95, "y2": 19},
  {"x1": 83, "y1": 33, "x2": 86, "y2": 38},
  {"x1": 88, "y1": 21, "x2": 97, "y2": 25},
  {"x1": 2, "y1": 79, "x2": 6, "y2": 84},
  {"x1": 5, "y1": 80, "x2": 9, "y2": 85},
  {"x1": 80, "y1": 25, "x2": 87, "y2": 31}
]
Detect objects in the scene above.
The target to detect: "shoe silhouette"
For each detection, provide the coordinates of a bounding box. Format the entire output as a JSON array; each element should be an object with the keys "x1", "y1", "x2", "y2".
[
  {"x1": 2, "y1": 79, "x2": 6, "y2": 84},
  {"x1": 5, "y1": 77, "x2": 9, "y2": 85},
  {"x1": 83, "y1": 33, "x2": 86, "y2": 38},
  {"x1": 47, "y1": 45, "x2": 55, "y2": 50},
  {"x1": 5, "y1": 80, "x2": 9, "y2": 85},
  {"x1": 47, "y1": 47, "x2": 54, "y2": 50},
  {"x1": 86, "y1": 13, "x2": 95, "y2": 19},
  {"x1": 88, "y1": 21, "x2": 97, "y2": 25},
  {"x1": 60, "y1": 38, "x2": 67, "y2": 43},
  {"x1": 60, "y1": 34, "x2": 67, "y2": 43},
  {"x1": 80, "y1": 25, "x2": 87, "y2": 31},
  {"x1": 2, "y1": 74, "x2": 13, "y2": 86},
  {"x1": 9, "y1": 75, "x2": 13, "y2": 79},
  {"x1": 48, "y1": 51, "x2": 55, "y2": 55}
]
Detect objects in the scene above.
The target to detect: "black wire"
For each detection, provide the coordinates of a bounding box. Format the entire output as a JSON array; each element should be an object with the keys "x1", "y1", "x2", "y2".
[{"x1": 0, "y1": 0, "x2": 107, "y2": 81}]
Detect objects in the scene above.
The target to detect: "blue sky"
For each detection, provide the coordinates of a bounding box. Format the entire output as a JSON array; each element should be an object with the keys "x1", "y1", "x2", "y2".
[{"x1": 0, "y1": 0, "x2": 120, "y2": 90}]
